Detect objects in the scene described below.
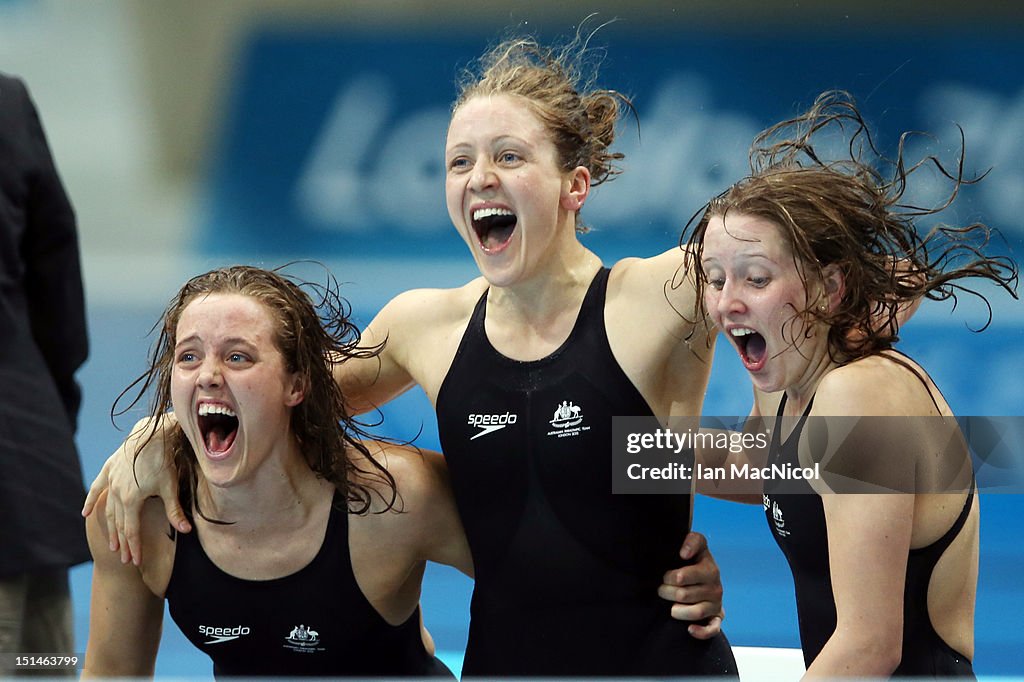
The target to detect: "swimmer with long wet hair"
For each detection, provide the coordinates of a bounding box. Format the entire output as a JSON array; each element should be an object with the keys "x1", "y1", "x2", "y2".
[
  {"x1": 683, "y1": 90, "x2": 1017, "y2": 677},
  {"x1": 83, "y1": 266, "x2": 469, "y2": 678}
]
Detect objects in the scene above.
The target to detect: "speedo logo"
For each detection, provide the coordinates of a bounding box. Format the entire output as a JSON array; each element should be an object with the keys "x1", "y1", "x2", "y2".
[
  {"x1": 199, "y1": 624, "x2": 252, "y2": 644},
  {"x1": 468, "y1": 412, "x2": 518, "y2": 440}
]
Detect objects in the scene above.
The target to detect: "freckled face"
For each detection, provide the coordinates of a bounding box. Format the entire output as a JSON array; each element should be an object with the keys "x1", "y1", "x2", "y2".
[
  {"x1": 170, "y1": 293, "x2": 303, "y2": 487},
  {"x1": 445, "y1": 94, "x2": 577, "y2": 287},
  {"x1": 701, "y1": 212, "x2": 821, "y2": 393}
]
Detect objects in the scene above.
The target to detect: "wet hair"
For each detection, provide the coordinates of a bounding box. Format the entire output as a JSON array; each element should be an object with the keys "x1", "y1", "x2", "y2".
[
  {"x1": 454, "y1": 22, "x2": 633, "y2": 231},
  {"x1": 113, "y1": 265, "x2": 396, "y2": 521},
  {"x1": 683, "y1": 90, "x2": 1018, "y2": 364}
]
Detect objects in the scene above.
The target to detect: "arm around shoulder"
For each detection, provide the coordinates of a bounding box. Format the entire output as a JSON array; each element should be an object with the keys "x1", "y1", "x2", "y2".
[
  {"x1": 416, "y1": 449, "x2": 474, "y2": 577},
  {"x1": 82, "y1": 414, "x2": 188, "y2": 567},
  {"x1": 382, "y1": 445, "x2": 473, "y2": 577}
]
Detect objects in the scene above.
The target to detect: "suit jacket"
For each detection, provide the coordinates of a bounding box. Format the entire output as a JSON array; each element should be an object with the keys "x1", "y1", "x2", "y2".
[{"x1": 0, "y1": 72, "x2": 90, "y2": 576}]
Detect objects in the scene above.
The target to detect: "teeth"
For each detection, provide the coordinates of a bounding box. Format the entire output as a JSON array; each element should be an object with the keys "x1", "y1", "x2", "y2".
[
  {"x1": 473, "y1": 207, "x2": 514, "y2": 221},
  {"x1": 198, "y1": 403, "x2": 236, "y2": 417},
  {"x1": 731, "y1": 328, "x2": 756, "y2": 337}
]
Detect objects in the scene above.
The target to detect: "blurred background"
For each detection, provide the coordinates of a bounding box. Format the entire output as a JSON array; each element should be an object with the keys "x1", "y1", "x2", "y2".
[{"x1": 2, "y1": 0, "x2": 1021, "y2": 678}]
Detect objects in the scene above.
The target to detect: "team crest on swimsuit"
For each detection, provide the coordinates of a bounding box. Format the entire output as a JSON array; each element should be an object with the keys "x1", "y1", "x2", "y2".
[
  {"x1": 546, "y1": 400, "x2": 590, "y2": 439},
  {"x1": 284, "y1": 624, "x2": 325, "y2": 653},
  {"x1": 550, "y1": 400, "x2": 583, "y2": 428},
  {"x1": 770, "y1": 498, "x2": 791, "y2": 538}
]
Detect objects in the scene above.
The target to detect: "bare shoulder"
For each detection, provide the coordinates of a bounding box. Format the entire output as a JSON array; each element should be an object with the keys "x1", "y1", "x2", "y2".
[
  {"x1": 355, "y1": 279, "x2": 488, "y2": 406},
  {"x1": 610, "y1": 249, "x2": 693, "y2": 298},
  {"x1": 377, "y1": 279, "x2": 487, "y2": 331},
  {"x1": 605, "y1": 249, "x2": 713, "y2": 415},
  {"x1": 810, "y1": 355, "x2": 957, "y2": 496},
  {"x1": 815, "y1": 353, "x2": 946, "y2": 417},
  {"x1": 367, "y1": 279, "x2": 487, "y2": 363},
  {"x1": 349, "y1": 440, "x2": 446, "y2": 512},
  {"x1": 609, "y1": 249, "x2": 701, "y2": 330}
]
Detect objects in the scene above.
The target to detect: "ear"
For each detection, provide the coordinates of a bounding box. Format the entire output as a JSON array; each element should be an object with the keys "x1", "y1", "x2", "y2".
[
  {"x1": 560, "y1": 165, "x2": 591, "y2": 212},
  {"x1": 284, "y1": 373, "x2": 306, "y2": 407},
  {"x1": 821, "y1": 264, "x2": 845, "y2": 311}
]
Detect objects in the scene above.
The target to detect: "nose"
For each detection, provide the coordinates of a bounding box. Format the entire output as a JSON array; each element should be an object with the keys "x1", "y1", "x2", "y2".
[
  {"x1": 469, "y1": 157, "x2": 498, "y2": 193},
  {"x1": 715, "y1": 279, "x2": 747, "y2": 319},
  {"x1": 196, "y1": 357, "x2": 223, "y2": 389}
]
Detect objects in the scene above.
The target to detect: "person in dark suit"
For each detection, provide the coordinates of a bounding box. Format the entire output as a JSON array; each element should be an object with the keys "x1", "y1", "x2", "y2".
[{"x1": 0, "y1": 71, "x2": 90, "y2": 676}]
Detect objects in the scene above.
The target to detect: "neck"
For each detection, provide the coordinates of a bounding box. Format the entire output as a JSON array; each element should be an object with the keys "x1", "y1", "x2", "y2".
[
  {"x1": 195, "y1": 443, "x2": 325, "y2": 530},
  {"x1": 784, "y1": 338, "x2": 839, "y2": 416},
  {"x1": 488, "y1": 238, "x2": 601, "y2": 321}
]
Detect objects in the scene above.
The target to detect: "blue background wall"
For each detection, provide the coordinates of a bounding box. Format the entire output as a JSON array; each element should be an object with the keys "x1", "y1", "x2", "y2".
[{"x1": 201, "y1": 25, "x2": 1023, "y2": 265}]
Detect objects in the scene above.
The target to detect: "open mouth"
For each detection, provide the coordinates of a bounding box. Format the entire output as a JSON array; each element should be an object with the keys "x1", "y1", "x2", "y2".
[
  {"x1": 198, "y1": 403, "x2": 239, "y2": 457},
  {"x1": 731, "y1": 328, "x2": 767, "y2": 371},
  {"x1": 472, "y1": 207, "x2": 517, "y2": 252}
]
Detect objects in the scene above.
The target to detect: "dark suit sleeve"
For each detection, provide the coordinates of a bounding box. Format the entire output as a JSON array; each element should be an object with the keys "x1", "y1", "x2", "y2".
[{"x1": 16, "y1": 78, "x2": 89, "y2": 430}]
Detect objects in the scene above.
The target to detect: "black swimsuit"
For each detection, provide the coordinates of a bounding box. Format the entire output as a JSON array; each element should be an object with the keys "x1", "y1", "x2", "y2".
[
  {"x1": 436, "y1": 267, "x2": 737, "y2": 677},
  {"x1": 764, "y1": 394, "x2": 975, "y2": 677},
  {"x1": 166, "y1": 493, "x2": 452, "y2": 678}
]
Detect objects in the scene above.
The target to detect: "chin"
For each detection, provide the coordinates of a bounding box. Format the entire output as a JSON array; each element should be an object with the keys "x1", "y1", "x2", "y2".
[
  {"x1": 475, "y1": 259, "x2": 520, "y2": 288},
  {"x1": 196, "y1": 454, "x2": 241, "y2": 483}
]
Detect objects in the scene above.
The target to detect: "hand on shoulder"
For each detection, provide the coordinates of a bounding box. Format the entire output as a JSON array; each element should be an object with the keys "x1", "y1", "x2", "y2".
[{"x1": 86, "y1": 490, "x2": 175, "y2": 587}]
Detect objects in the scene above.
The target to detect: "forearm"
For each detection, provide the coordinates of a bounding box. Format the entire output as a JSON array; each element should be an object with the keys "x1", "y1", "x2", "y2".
[
  {"x1": 808, "y1": 492, "x2": 912, "y2": 679},
  {"x1": 83, "y1": 505, "x2": 164, "y2": 677}
]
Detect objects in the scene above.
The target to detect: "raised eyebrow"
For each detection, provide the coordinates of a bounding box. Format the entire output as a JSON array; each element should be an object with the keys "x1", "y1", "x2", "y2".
[
  {"x1": 222, "y1": 337, "x2": 258, "y2": 352},
  {"x1": 701, "y1": 253, "x2": 778, "y2": 271},
  {"x1": 175, "y1": 334, "x2": 201, "y2": 351},
  {"x1": 173, "y1": 336, "x2": 258, "y2": 353},
  {"x1": 733, "y1": 251, "x2": 779, "y2": 265}
]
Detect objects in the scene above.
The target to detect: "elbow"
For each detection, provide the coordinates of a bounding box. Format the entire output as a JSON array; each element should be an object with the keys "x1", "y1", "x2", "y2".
[
  {"x1": 871, "y1": 621, "x2": 904, "y2": 674},
  {"x1": 846, "y1": 629, "x2": 904, "y2": 675},
  {"x1": 873, "y1": 639, "x2": 903, "y2": 675},
  {"x1": 858, "y1": 629, "x2": 902, "y2": 675},
  {"x1": 822, "y1": 621, "x2": 902, "y2": 677}
]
